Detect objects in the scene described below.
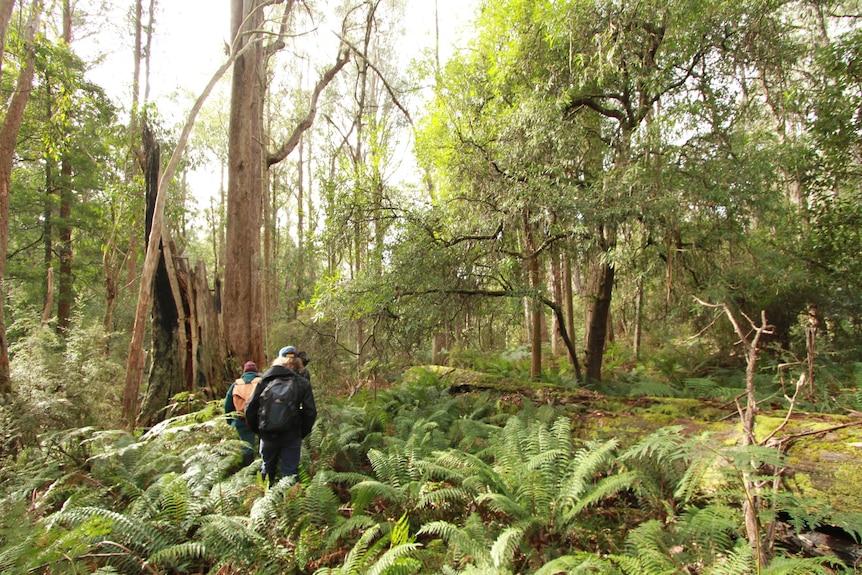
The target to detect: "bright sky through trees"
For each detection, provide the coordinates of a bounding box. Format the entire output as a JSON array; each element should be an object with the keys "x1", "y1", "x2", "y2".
[{"x1": 76, "y1": 0, "x2": 476, "y2": 209}]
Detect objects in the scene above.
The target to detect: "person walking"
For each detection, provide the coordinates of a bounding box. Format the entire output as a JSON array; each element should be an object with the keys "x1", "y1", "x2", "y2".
[
  {"x1": 246, "y1": 349, "x2": 317, "y2": 486},
  {"x1": 224, "y1": 361, "x2": 261, "y2": 468}
]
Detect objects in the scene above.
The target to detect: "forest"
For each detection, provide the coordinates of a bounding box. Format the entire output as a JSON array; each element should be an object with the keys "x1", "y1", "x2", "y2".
[{"x1": 2, "y1": 0, "x2": 862, "y2": 573}]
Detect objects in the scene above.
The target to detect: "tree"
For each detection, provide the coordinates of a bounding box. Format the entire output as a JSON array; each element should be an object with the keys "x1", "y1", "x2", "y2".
[
  {"x1": 0, "y1": 0, "x2": 44, "y2": 393},
  {"x1": 223, "y1": 0, "x2": 267, "y2": 369}
]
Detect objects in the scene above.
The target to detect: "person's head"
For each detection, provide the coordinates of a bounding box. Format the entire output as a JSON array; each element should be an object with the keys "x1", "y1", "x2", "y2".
[
  {"x1": 242, "y1": 361, "x2": 258, "y2": 373},
  {"x1": 279, "y1": 345, "x2": 297, "y2": 358},
  {"x1": 284, "y1": 355, "x2": 301, "y2": 370}
]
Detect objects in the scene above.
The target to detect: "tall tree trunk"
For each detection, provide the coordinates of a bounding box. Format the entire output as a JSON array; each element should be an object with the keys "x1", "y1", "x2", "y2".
[
  {"x1": 633, "y1": 275, "x2": 643, "y2": 361},
  {"x1": 564, "y1": 253, "x2": 576, "y2": 367},
  {"x1": 0, "y1": 0, "x2": 15, "y2": 78},
  {"x1": 57, "y1": 159, "x2": 73, "y2": 333},
  {"x1": 224, "y1": 0, "x2": 265, "y2": 368},
  {"x1": 550, "y1": 248, "x2": 563, "y2": 357},
  {"x1": 583, "y1": 236, "x2": 615, "y2": 383},
  {"x1": 523, "y1": 210, "x2": 542, "y2": 379},
  {"x1": 55, "y1": 0, "x2": 73, "y2": 333},
  {"x1": 0, "y1": 0, "x2": 44, "y2": 393}
]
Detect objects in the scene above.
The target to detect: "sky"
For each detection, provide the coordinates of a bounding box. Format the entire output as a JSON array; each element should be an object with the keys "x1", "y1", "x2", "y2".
[{"x1": 76, "y1": 0, "x2": 478, "y2": 208}]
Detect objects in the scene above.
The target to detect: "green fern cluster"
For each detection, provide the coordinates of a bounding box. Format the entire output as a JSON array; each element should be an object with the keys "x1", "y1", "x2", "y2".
[{"x1": 1, "y1": 374, "x2": 857, "y2": 575}]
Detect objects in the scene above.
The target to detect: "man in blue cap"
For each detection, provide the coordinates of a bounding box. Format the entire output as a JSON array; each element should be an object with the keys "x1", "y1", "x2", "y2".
[{"x1": 279, "y1": 345, "x2": 311, "y2": 381}]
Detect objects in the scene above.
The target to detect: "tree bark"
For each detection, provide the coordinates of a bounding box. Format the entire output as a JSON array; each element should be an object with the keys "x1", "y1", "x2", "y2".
[
  {"x1": 583, "y1": 246, "x2": 614, "y2": 383},
  {"x1": 0, "y1": 0, "x2": 44, "y2": 394},
  {"x1": 550, "y1": 248, "x2": 563, "y2": 356},
  {"x1": 0, "y1": 0, "x2": 15, "y2": 78},
  {"x1": 224, "y1": 0, "x2": 265, "y2": 369},
  {"x1": 57, "y1": 0, "x2": 74, "y2": 332},
  {"x1": 523, "y1": 210, "x2": 543, "y2": 379},
  {"x1": 121, "y1": 41, "x2": 241, "y2": 426}
]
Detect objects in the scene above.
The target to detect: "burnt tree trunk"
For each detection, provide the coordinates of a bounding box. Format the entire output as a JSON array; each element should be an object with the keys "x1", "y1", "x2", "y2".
[{"x1": 137, "y1": 128, "x2": 178, "y2": 426}]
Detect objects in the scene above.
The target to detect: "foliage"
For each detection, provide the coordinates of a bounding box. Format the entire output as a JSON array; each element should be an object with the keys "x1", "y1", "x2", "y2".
[{"x1": 2, "y1": 370, "x2": 859, "y2": 574}]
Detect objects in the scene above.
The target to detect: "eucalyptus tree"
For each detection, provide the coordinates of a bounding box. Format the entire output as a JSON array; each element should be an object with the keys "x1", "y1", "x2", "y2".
[
  {"x1": 0, "y1": 0, "x2": 43, "y2": 393},
  {"x1": 415, "y1": 0, "x2": 806, "y2": 382},
  {"x1": 223, "y1": 0, "x2": 353, "y2": 369}
]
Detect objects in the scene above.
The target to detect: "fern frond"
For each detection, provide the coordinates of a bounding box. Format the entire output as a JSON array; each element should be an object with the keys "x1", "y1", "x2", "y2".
[
  {"x1": 351, "y1": 480, "x2": 407, "y2": 512},
  {"x1": 620, "y1": 426, "x2": 687, "y2": 464},
  {"x1": 417, "y1": 520, "x2": 485, "y2": 562},
  {"x1": 563, "y1": 470, "x2": 640, "y2": 521},
  {"x1": 560, "y1": 439, "x2": 620, "y2": 502},
  {"x1": 144, "y1": 541, "x2": 208, "y2": 570},
  {"x1": 701, "y1": 540, "x2": 754, "y2": 575},
  {"x1": 533, "y1": 552, "x2": 617, "y2": 574},
  {"x1": 477, "y1": 492, "x2": 530, "y2": 521},
  {"x1": 628, "y1": 379, "x2": 680, "y2": 398},
  {"x1": 365, "y1": 543, "x2": 423, "y2": 575},
  {"x1": 760, "y1": 555, "x2": 839, "y2": 575},
  {"x1": 674, "y1": 449, "x2": 721, "y2": 503},
  {"x1": 678, "y1": 503, "x2": 739, "y2": 553},
  {"x1": 418, "y1": 486, "x2": 472, "y2": 509},
  {"x1": 325, "y1": 514, "x2": 378, "y2": 549},
  {"x1": 489, "y1": 527, "x2": 523, "y2": 569},
  {"x1": 52, "y1": 506, "x2": 169, "y2": 555}
]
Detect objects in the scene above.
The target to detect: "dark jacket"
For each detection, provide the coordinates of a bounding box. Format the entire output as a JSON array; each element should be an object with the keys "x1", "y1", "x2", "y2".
[{"x1": 245, "y1": 365, "x2": 317, "y2": 441}]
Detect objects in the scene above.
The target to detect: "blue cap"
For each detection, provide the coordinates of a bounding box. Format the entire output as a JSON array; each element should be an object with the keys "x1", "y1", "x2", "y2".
[{"x1": 279, "y1": 345, "x2": 297, "y2": 357}]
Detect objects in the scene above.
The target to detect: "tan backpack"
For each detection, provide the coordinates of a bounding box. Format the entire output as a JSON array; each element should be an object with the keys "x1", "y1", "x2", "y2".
[{"x1": 232, "y1": 376, "x2": 261, "y2": 417}]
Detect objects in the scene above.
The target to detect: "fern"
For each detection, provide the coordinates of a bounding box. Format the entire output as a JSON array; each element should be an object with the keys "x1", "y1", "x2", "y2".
[
  {"x1": 533, "y1": 552, "x2": 618, "y2": 574},
  {"x1": 489, "y1": 527, "x2": 523, "y2": 570},
  {"x1": 144, "y1": 541, "x2": 208, "y2": 571}
]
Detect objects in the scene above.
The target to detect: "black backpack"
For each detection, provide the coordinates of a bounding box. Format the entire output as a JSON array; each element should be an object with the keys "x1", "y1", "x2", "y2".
[{"x1": 256, "y1": 375, "x2": 299, "y2": 434}]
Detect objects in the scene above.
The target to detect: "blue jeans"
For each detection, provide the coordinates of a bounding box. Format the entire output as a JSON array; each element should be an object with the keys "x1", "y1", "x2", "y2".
[{"x1": 259, "y1": 436, "x2": 302, "y2": 484}]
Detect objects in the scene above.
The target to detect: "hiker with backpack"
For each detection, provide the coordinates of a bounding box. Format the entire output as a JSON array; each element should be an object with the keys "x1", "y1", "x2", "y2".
[
  {"x1": 224, "y1": 361, "x2": 261, "y2": 468},
  {"x1": 245, "y1": 349, "x2": 317, "y2": 486}
]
